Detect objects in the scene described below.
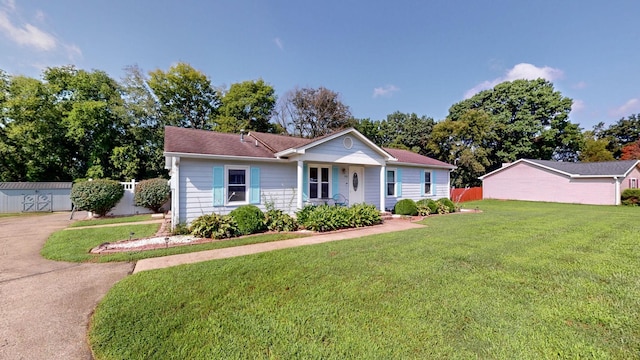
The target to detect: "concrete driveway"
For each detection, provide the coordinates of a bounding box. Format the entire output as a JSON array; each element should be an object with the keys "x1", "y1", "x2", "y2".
[{"x1": 0, "y1": 212, "x2": 133, "y2": 360}]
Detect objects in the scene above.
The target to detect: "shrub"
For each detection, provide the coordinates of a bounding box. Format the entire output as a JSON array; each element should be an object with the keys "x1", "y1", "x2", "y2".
[
  {"x1": 229, "y1": 205, "x2": 266, "y2": 235},
  {"x1": 394, "y1": 199, "x2": 417, "y2": 216},
  {"x1": 134, "y1": 178, "x2": 170, "y2": 212},
  {"x1": 349, "y1": 203, "x2": 383, "y2": 227},
  {"x1": 437, "y1": 198, "x2": 457, "y2": 213},
  {"x1": 621, "y1": 188, "x2": 640, "y2": 206},
  {"x1": 264, "y1": 209, "x2": 298, "y2": 232},
  {"x1": 302, "y1": 205, "x2": 351, "y2": 232},
  {"x1": 190, "y1": 213, "x2": 238, "y2": 239},
  {"x1": 171, "y1": 223, "x2": 191, "y2": 235},
  {"x1": 415, "y1": 199, "x2": 431, "y2": 216},
  {"x1": 70, "y1": 179, "x2": 124, "y2": 217},
  {"x1": 295, "y1": 205, "x2": 316, "y2": 226}
]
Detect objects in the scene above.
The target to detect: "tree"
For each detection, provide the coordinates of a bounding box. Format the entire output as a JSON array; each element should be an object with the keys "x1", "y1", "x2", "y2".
[
  {"x1": 620, "y1": 140, "x2": 640, "y2": 160},
  {"x1": 579, "y1": 131, "x2": 615, "y2": 162},
  {"x1": 601, "y1": 114, "x2": 640, "y2": 157},
  {"x1": 275, "y1": 86, "x2": 351, "y2": 138},
  {"x1": 216, "y1": 79, "x2": 277, "y2": 133},
  {"x1": 355, "y1": 112, "x2": 435, "y2": 154},
  {"x1": 147, "y1": 62, "x2": 220, "y2": 130}
]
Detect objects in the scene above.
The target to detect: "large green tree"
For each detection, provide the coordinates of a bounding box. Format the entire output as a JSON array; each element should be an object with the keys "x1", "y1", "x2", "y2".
[
  {"x1": 355, "y1": 112, "x2": 435, "y2": 154},
  {"x1": 601, "y1": 114, "x2": 640, "y2": 157},
  {"x1": 579, "y1": 131, "x2": 615, "y2": 162},
  {"x1": 216, "y1": 79, "x2": 277, "y2": 133},
  {"x1": 147, "y1": 62, "x2": 220, "y2": 130}
]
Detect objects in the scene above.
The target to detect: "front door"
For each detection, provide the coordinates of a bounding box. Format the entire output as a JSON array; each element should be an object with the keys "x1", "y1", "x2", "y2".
[{"x1": 348, "y1": 166, "x2": 364, "y2": 205}]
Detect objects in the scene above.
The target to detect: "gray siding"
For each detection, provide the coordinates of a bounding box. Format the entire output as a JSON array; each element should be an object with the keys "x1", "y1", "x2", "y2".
[
  {"x1": 303, "y1": 135, "x2": 385, "y2": 165},
  {"x1": 364, "y1": 167, "x2": 380, "y2": 208},
  {"x1": 0, "y1": 189, "x2": 72, "y2": 213},
  {"x1": 385, "y1": 166, "x2": 451, "y2": 210},
  {"x1": 178, "y1": 159, "x2": 297, "y2": 224}
]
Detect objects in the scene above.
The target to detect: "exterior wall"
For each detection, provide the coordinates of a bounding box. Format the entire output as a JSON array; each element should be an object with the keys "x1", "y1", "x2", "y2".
[
  {"x1": 364, "y1": 167, "x2": 380, "y2": 208},
  {"x1": 482, "y1": 162, "x2": 617, "y2": 205},
  {"x1": 177, "y1": 158, "x2": 297, "y2": 224},
  {"x1": 0, "y1": 189, "x2": 71, "y2": 213},
  {"x1": 303, "y1": 134, "x2": 385, "y2": 165},
  {"x1": 621, "y1": 166, "x2": 640, "y2": 191},
  {"x1": 384, "y1": 166, "x2": 451, "y2": 211}
]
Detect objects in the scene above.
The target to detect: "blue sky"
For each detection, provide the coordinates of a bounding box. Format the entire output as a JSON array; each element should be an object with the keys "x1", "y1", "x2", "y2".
[{"x1": 1, "y1": 0, "x2": 639, "y2": 130}]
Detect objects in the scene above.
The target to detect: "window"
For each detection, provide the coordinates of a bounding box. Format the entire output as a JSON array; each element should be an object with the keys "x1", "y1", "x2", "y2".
[
  {"x1": 630, "y1": 178, "x2": 638, "y2": 189},
  {"x1": 309, "y1": 166, "x2": 330, "y2": 199},
  {"x1": 387, "y1": 169, "x2": 396, "y2": 196},
  {"x1": 226, "y1": 166, "x2": 248, "y2": 203},
  {"x1": 424, "y1": 171, "x2": 432, "y2": 195}
]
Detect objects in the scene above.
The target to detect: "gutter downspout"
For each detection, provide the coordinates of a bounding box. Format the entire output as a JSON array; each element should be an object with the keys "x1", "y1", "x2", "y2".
[{"x1": 614, "y1": 176, "x2": 621, "y2": 205}]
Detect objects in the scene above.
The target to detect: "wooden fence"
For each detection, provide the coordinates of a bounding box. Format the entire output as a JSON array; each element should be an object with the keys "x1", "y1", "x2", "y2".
[{"x1": 450, "y1": 187, "x2": 483, "y2": 203}]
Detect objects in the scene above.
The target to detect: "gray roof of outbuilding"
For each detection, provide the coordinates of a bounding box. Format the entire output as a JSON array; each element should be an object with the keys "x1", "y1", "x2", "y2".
[
  {"x1": 0, "y1": 182, "x2": 73, "y2": 190},
  {"x1": 527, "y1": 159, "x2": 640, "y2": 176}
]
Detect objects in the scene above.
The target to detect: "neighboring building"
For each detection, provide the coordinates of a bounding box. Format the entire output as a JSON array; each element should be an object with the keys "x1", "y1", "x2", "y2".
[
  {"x1": 0, "y1": 182, "x2": 73, "y2": 213},
  {"x1": 164, "y1": 126, "x2": 456, "y2": 225},
  {"x1": 479, "y1": 159, "x2": 640, "y2": 205}
]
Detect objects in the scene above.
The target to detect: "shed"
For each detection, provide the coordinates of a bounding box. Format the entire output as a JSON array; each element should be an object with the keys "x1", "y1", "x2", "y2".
[
  {"x1": 479, "y1": 159, "x2": 640, "y2": 205},
  {"x1": 0, "y1": 182, "x2": 73, "y2": 213}
]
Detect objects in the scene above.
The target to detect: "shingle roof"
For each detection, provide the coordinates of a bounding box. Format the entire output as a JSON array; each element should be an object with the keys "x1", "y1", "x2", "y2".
[
  {"x1": 527, "y1": 159, "x2": 639, "y2": 176},
  {"x1": 0, "y1": 182, "x2": 72, "y2": 190},
  {"x1": 164, "y1": 126, "x2": 455, "y2": 168},
  {"x1": 384, "y1": 148, "x2": 456, "y2": 169}
]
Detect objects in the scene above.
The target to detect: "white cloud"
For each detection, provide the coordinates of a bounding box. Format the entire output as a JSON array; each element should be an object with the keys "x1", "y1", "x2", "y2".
[
  {"x1": 571, "y1": 99, "x2": 585, "y2": 113},
  {"x1": 1, "y1": 0, "x2": 16, "y2": 11},
  {"x1": 0, "y1": 10, "x2": 57, "y2": 51},
  {"x1": 609, "y1": 98, "x2": 640, "y2": 118},
  {"x1": 464, "y1": 63, "x2": 564, "y2": 99},
  {"x1": 274, "y1": 37, "x2": 283, "y2": 50},
  {"x1": 372, "y1": 84, "x2": 399, "y2": 98},
  {"x1": 572, "y1": 81, "x2": 587, "y2": 90}
]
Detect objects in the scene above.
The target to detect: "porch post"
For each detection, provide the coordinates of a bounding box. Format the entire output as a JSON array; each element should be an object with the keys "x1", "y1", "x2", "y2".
[
  {"x1": 297, "y1": 160, "x2": 304, "y2": 210},
  {"x1": 380, "y1": 165, "x2": 386, "y2": 212}
]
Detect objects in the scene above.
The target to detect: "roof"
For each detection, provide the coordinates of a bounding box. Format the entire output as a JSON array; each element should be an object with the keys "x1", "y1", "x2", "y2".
[
  {"x1": 0, "y1": 182, "x2": 73, "y2": 190},
  {"x1": 480, "y1": 159, "x2": 640, "y2": 180},
  {"x1": 164, "y1": 126, "x2": 454, "y2": 168},
  {"x1": 384, "y1": 148, "x2": 456, "y2": 169}
]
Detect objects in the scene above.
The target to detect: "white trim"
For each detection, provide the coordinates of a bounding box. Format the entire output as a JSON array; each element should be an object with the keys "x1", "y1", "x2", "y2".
[
  {"x1": 480, "y1": 159, "x2": 640, "y2": 180},
  {"x1": 307, "y1": 164, "x2": 332, "y2": 200},
  {"x1": 164, "y1": 151, "x2": 282, "y2": 163},
  {"x1": 386, "y1": 168, "x2": 397, "y2": 197},
  {"x1": 170, "y1": 156, "x2": 180, "y2": 228},
  {"x1": 225, "y1": 165, "x2": 250, "y2": 206},
  {"x1": 296, "y1": 161, "x2": 304, "y2": 209},
  {"x1": 380, "y1": 166, "x2": 386, "y2": 212},
  {"x1": 424, "y1": 170, "x2": 434, "y2": 196},
  {"x1": 387, "y1": 161, "x2": 456, "y2": 170}
]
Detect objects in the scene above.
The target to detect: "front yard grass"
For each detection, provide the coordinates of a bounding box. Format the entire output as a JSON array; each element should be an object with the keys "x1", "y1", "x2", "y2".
[
  {"x1": 68, "y1": 214, "x2": 157, "y2": 227},
  {"x1": 90, "y1": 200, "x2": 640, "y2": 359}
]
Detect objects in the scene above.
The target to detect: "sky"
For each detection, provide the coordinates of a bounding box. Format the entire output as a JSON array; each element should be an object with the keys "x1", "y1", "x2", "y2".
[{"x1": 1, "y1": 0, "x2": 639, "y2": 130}]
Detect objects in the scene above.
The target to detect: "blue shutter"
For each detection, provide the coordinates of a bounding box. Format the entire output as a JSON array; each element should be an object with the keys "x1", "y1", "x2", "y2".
[
  {"x1": 302, "y1": 164, "x2": 308, "y2": 201},
  {"x1": 250, "y1": 167, "x2": 260, "y2": 204},
  {"x1": 397, "y1": 168, "x2": 403, "y2": 197},
  {"x1": 213, "y1": 166, "x2": 224, "y2": 206},
  {"x1": 431, "y1": 171, "x2": 436, "y2": 196},
  {"x1": 420, "y1": 170, "x2": 425, "y2": 197},
  {"x1": 332, "y1": 166, "x2": 339, "y2": 198}
]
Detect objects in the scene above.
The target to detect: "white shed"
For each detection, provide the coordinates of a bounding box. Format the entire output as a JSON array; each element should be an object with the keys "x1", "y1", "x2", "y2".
[{"x1": 0, "y1": 182, "x2": 73, "y2": 213}]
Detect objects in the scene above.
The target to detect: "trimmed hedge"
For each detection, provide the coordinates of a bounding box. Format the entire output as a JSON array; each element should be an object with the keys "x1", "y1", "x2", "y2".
[
  {"x1": 134, "y1": 178, "x2": 170, "y2": 212},
  {"x1": 621, "y1": 188, "x2": 640, "y2": 206},
  {"x1": 70, "y1": 179, "x2": 124, "y2": 217},
  {"x1": 394, "y1": 199, "x2": 418, "y2": 216},
  {"x1": 229, "y1": 205, "x2": 266, "y2": 235}
]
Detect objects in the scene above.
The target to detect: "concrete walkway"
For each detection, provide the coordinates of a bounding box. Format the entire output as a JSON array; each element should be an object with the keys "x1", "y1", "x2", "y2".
[{"x1": 134, "y1": 219, "x2": 424, "y2": 273}]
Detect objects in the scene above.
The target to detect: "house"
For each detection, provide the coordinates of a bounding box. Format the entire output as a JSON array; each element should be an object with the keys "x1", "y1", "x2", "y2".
[
  {"x1": 164, "y1": 126, "x2": 456, "y2": 225},
  {"x1": 479, "y1": 159, "x2": 640, "y2": 205},
  {"x1": 0, "y1": 182, "x2": 73, "y2": 213}
]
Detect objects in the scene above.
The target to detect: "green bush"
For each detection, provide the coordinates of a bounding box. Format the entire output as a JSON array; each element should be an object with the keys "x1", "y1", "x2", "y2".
[
  {"x1": 394, "y1": 199, "x2": 417, "y2": 216},
  {"x1": 297, "y1": 204, "x2": 382, "y2": 232},
  {"x1": 264, "y1": 209, "x2": 298, "y2": 232},
  {"x1": 190, "y1": 213, "x2": 238, "y2": 239},
  {"x1": 621, "y1": 188, "x2": 640, "y2": 206},
  {"x1": 349, "y1": 203, "x2": 383, "y2": 227},
  {"x1": 295, "y1": 205, "x2": 316, "y2": 225},
  {"x1": 70, "y1": 179, "x2": 124, "y2": 217},
  {"x1": 171, "y1": 223, "x2": 191, "y2": 235},
  {"x1": 415, "y1": 199, "x2": 431, "y2": 216},
  {"x1": 134, "y1": 178, "x2": 170, "y2": 212},
  {"x1": 229, "y1": 205, "x2": 266, "y2": 235},
  {"x1": 437, "y1": 198, "x2": 457, "y2": 213}
]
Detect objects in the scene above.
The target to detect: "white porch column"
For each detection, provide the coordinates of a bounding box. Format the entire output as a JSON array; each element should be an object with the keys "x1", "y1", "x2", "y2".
[
  {"x1": 171, "y1": 156, "x2": 180, "y2": 228},
  {"x1": 297, "y1": 160, "x2": 304, "y2": 210},
  {"x1": 380, "y1": 165, "x2": 386, "y2": 212}
]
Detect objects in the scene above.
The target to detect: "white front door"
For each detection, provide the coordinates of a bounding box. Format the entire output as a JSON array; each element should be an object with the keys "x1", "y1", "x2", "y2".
[{"x1": 349, "y1": 166, "x2": 365, "y2": 205}]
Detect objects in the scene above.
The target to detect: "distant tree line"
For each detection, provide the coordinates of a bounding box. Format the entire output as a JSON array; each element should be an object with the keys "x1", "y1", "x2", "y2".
[{"x1": 1, "y1": 63, "x2": 639, "y2": 186}]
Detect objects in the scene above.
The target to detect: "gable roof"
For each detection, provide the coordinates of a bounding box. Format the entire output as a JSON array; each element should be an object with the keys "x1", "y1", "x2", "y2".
[
  {"x1": 480, "y1": 159, "x2": 640, "y2": 180},
  {"x1": 164, "y1": 126, "x2": 454, "y2": 168},
  {"x1": 384, "y1": 148, "x2": 456, "y2": 169}
]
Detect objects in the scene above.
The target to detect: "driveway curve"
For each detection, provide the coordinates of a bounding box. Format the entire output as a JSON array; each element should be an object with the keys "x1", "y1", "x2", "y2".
[{"x1": 0, "y1": 212, "x2": 133, "y2": 360}]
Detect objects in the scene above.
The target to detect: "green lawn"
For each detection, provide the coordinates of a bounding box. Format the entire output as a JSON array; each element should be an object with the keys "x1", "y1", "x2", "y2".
[
  {"x1": 69, "y1": 214, "x2": 157, "y2": 227},
  {"x1": 89, "y1": 200, "x2": 640, "y2": 359}
]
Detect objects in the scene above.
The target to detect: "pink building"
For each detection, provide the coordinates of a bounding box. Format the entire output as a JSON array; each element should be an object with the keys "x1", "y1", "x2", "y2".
[{"x1": 480, "y1": 159, "x2": 640, "y2": 205}]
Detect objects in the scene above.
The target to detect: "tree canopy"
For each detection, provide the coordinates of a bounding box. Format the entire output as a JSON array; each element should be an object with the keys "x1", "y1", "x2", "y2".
[{"x1": 216, "y1": 79, "x2": 277, "y2": 133}]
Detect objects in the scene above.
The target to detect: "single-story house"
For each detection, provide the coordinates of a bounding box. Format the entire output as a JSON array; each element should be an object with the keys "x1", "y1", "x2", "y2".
[
  {"x1": 0, "y1": 182, "x2": 73, "y2": 213},
  {"x1": 479, "y1": 159, "x2": 640, "y2": 205},
  {"x1": 164, "y1": 126, "x2": 456, "y2": 225}
]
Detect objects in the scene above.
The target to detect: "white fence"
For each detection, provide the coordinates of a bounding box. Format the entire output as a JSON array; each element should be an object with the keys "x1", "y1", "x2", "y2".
[{"x1": 88, "y1": 179, "x2": 167, "y2": 217}]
